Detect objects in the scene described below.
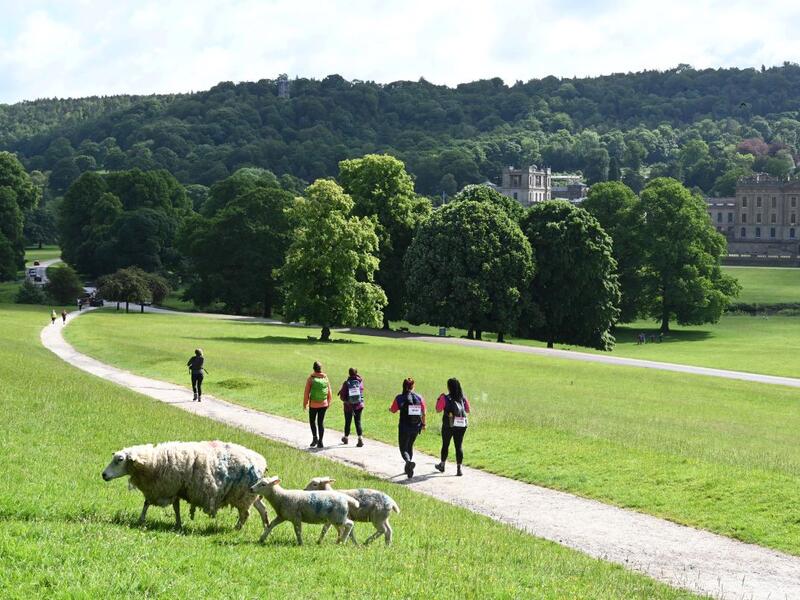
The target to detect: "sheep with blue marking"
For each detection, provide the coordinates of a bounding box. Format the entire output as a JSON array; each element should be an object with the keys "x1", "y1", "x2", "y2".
[
  {"x1": 250, "y1": 476, "x2": 359, "y2": 545},
  {"x1": 305, "y1": 476, "x2": 400, "y2": 545},
  {"x1": 101, "y1": 440, "x2": 269, "y2": 533}
]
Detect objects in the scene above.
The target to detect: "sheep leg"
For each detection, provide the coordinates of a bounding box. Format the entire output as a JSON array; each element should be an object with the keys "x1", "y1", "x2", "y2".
[
  {"x1": 138, "y1": 500, "x2": 150, "y2": 525},
  {"x1": 337, "y1": 519, "x2": 354, "y2": 544},
  {"x1": 292, "y1": 521, "x2": 303, "y2": 545},
  {"x1": 235, "y1": 506, "x2": 249, "y2": 530},
  {"x1": 363, "y1": 527, "x2": 384, "y2": 545},
  {"x1": 173, "y1": 498, "x2": 182, "y2": 529},
  {"x1": 317, "y1": 523, "x2": 331, "y2": 545},
  {"x1": 253, "y1": 497, "x2": 270, "y2": 528},
  {"x1": 259, "y1": 515, "x2": 286, "y2": 543},
  {"x1": 383, "y1": 521, "x2": 393, "y2": 546}
]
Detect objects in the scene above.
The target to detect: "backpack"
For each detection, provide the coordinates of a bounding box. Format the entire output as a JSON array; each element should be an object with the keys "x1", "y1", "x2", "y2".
[
  {"x1": 309, "y1": 376, "x2": 328, "y2": 402},
  {"x1": 345, "y1": 378, "x2": 362, "y2": 405}
]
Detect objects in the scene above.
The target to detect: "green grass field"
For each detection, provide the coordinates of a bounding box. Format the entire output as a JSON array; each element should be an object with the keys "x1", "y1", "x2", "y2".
[
  {"x1": 67, "y1": 310, "x2": 800, "y2": 556},
  {"x1": 24, "y1": 245, "x2": 61, "y2": 266},
  {"x1": 722, "y1": 266, "x2": 800, "y2": 304},
  {"x1": 0, "y1": 304, "x2": 695, "y2": 599}
]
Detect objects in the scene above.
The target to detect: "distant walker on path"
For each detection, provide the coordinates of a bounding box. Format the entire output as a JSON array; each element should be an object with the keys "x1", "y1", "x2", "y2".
[
  {"x1": 61, "y1": 309, "x2": 67, "y2": 324},
  {"x1": 50, "y1": 309, "x2": 57, "y2": 325},
  {"x1": 304, "y1": 361, "x2": 332, "y2": 448},
  {"x1": 338, "y1": 367, "x2": 365, "y2": 447},
  {"x1": 434, "y1": 378, "x2": 470, "y2": 477},
  {"x1": 187, "y1": 348, "x2": 206, "y2": 401}
]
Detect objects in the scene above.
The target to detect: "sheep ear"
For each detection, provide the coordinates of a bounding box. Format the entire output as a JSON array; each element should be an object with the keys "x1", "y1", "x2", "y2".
[
  {"x1": 326, "y1": 478, "x2": 335, "y2": 484},
  {"x1": 273, "y1": 478, "x2": 281, "y2": 485}
]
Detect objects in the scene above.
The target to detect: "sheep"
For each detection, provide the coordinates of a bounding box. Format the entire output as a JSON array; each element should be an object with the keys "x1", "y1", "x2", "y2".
[
  {"x1": 304, "y1": 476, "x2": 400, "y2": 545},
  {"x1": 101, "y1": 440, "x2": 269, "y2": 533},
  {"x1": 250, "y1": 476, "x2": 359, "y2": 545}
]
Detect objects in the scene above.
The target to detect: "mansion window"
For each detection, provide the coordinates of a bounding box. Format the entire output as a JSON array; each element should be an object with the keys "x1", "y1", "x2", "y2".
[
  {"x1": 741, "y1": 213, "x2": 747, "y2": 223},
  {"x1": 771, "y1": 214, "x2": 777, "y2": 224},
  {"x1": 770, "y1": 227, "x2": 776, "y2": 238},
  {"x1": 756, "y1": 214, "x2": 762, "y2": 224},
  {"x1": 791, "y1": 228, "x2": 796, "y2": 239},
  {"x1": 772, "y1": 197, "x2": 777, "y2": 208},
  {"x1": 727, "y1": 212, "x2": 733, "y2": 223},
  {"x1": 717, "y1": 212, "x2": 722, "y2": 222},
  {"x1": 755, "y1": 227, "x2": 761, "y2": 238},
  {"x1": 513, "y1": 192, "x2": 518, "y2": 200},
  {"x1": 792, "y1": 197, "x2": 797, "y2": 208},
  {"x1": 792, "y1": 213, "x2": 797, "y2": 224},
  {"x1": 740, "y1": 227, "x2": 746, "y2": 237},
  {"x1": 757, "y1": 197, "x2": 762, "y2": 207},
  {"x1": 742, "y1": 196, "x2": 748, "y2": 207}
]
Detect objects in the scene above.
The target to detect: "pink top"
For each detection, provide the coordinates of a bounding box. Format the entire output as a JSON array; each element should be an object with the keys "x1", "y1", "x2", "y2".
[{"x1": 435, "y1": 394, "x2": 470, "y2": 413}]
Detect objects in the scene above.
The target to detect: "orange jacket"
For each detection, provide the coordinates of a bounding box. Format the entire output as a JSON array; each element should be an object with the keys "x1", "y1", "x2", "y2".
[{"x1": 303, "y1": 372, "x2": 332, "y2": 409}]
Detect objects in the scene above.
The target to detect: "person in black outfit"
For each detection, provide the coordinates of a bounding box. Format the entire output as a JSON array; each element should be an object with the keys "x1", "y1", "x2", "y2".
[
  {"x1": 187, "y1": 348, "x2": 205, "y2": 401},
  {"x1": 390, "y1": 377, "x2": 426, "y2": 478},
  {"x1": 434, "y1": 378, "x2": 470, "y2": 476}
]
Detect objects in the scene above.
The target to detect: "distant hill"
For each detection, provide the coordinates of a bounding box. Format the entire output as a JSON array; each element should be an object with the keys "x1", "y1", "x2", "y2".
[{"x1": 3, "y1": 63, "x2": 800, "y2": 196}]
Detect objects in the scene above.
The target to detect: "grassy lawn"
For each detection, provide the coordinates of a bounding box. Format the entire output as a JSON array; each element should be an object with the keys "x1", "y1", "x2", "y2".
[
  {"x1": 0, "y1": 303, "x2": 694, "y2": 599},
  {"x1": 67, "y1": 310, "x2": 800, "y2": 557},
  {"x1": 722, "y1": 266, "x2": 800, "y2": 304},
  {"x1": 24, "y1": 245, "x2": 61, "y2": 266}
]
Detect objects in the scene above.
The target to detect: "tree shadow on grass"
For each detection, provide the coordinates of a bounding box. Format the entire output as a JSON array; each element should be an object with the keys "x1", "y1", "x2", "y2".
[
  {"x1": 184, "y1": 335, "x2": 363, "y2": 346},
  {"x1": 613, "y1": 328, "x2": 714, "y2": 345}
]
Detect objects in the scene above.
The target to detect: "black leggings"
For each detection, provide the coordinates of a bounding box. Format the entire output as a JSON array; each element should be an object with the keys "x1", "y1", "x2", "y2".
[
  {"x1": 441, "y1": 426, "x2": 466, "y2": 464},
  {"x1": 191, "y1": 372, "x2": 203, "y2": 397},
  {"x1": 309, "y1": 407, "x2": 327, "y2": 442},
  {"x1": 398, "y1": 429, "x2": 419, "y2": 462},
  {"x1": 344, "y1": 408, "x2": 363, "y2": 437}
]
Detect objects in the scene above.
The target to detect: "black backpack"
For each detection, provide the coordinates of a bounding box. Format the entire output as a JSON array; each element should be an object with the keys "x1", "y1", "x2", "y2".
[{"x1": 402, "y1": 393, "x2": 423, "y2": 426}]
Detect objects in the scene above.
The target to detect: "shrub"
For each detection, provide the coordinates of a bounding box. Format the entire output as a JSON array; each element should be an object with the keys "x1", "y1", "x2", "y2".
[{"x1": 15, "y1": 279, "x2": 47, "y2": 304}]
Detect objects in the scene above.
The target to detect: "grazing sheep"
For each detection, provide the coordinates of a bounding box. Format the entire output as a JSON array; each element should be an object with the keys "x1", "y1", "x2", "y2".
[
  {"x1": 101, "y1": 440, "x2": 269, "y2": 533},
  {"x1": 305, "y1": 476, "x2": 400, "y2": 545},
  {"x1": 250, "y1": 476, "x2": 358, "y2": 545}
]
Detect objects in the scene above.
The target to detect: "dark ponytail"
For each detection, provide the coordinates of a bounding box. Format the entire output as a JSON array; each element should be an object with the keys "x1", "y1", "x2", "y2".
[{"x1": 446, "y1": 378, "x2": 463, "y2": 402}]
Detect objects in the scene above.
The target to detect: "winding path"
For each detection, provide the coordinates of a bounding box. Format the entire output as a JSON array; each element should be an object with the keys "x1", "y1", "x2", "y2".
[{"x1": 42, "y1": 309, "x2": 800, "y2": 600}]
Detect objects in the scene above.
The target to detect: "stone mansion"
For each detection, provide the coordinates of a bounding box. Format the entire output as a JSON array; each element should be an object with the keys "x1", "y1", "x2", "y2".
[{"x1": 706, "y1": 174, "x2": 800, "y2": 256}]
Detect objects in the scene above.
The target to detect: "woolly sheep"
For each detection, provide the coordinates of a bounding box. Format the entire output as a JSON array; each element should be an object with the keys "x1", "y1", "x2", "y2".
[
  {"x1": 101, "y1": 440, "x2": 269, "y2": 532},
  {"x1": 304, "y1": 476, "x2": 400, "y2": 545},
  {"x1": 250, "y1": 476, "x2": 359, "y2": 545}
]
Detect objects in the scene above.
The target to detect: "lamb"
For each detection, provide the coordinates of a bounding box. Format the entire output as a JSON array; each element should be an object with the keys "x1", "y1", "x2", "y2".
[
  {"x1": 250, "y1": 476, "x2": 359, "y2": 545},
  {"x1": 304, "y1": 476, "x2": 400, "y2": 545},
  {"x1": 101, "y1": 440, "x2": 269, "y2": 533}
]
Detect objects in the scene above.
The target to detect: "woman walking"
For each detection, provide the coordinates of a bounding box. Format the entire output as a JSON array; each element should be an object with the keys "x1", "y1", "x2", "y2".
[
  {"x1": 50, "y1": 309, "x2": 57, "y2": 325},
  {"x1": 338, "y1": 367, "x2": 364, "y2": 447},
  {"x1": 434, "y1": 378, "x2": 470, "y2": 476},
  {"x1": 187, "y1": 348, "x2": 205, "y2": 401},
  {"x1": 390, "y1": 377, "x2": 426, "y2": 478},
  {"x1": 61, "y1": 309, "x2": 67, "y2": 324},
  {"x1": 304, "y1": 361, "x2": 332, "y2": 448}
]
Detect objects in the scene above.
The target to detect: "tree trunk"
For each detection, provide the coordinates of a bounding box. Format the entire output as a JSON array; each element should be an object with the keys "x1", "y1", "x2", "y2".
[
  {"x1": 547, "y1": 340, "x2": 554, "y2": 349},
  {"x1": 382, "y1": 315, "x2": 390, "y2": 330},
  {"x1": 140, "y1": 303, "x2": 145, "y2": 313},
  {"x1": 497, "y1": 332, "x2": 505, "y2": 343},
  {"x1": 475, "y1": 329, "x2": 482, "y2": 340},
  {"x1": 660, "y1": 314, "x2": 670, "y2": 333},
  {"x1": 320, "y1": 325, "x2": 331, "y2": 342},
  {"x1": 466, "y1": 327, "x2": 474, "y2": 340},
  {"x1": 125, "y1": 301, "x2": 129, "y2": 313},
  {"x1": 263, "y1": 289, "x2": 272, "y2": 318},
  {"x1": 38, "y1": 241, "x2": 43, "y2": 249},
  {"x1": 116, "y1": 302, "x2": 120, "y2": 311}
]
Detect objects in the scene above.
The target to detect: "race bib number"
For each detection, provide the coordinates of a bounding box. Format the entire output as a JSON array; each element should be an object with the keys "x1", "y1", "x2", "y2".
[
  {"x1": 348, "y1": 383, "x2": 361, "y2": 398},
  {"x1": 407, "y1": 405, "x2": 422, "y2": 416},
  {"x1": 452, "y1": 416, "x2": 467, "y2": 428}
]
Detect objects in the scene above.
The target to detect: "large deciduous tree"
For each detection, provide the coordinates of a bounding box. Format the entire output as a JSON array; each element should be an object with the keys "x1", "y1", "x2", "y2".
[
  {"x1": 520, "y1": 200, "x2": 621, "y2": 350},
  {"x1": 97, "y1": 267, "x2": 157, "y2": 313},
  {"x1": 451, "y1": 184, "x2": 524, "y2": 221},
  {"x1": 581, "y1": 181, "x2": 644, "y2": 323},
  {"x1": 179, "y1": 187, "x2": 293, "y2": 316},
  {"x1": 638, "y1": 178, "x2": 739, "y2": 332},
  {"x1": 338, "y1": 155, "x2": 430, "y2": 327},
  {"x1": 0, "y1": 152, "x2": 39, "y2": 280},
  {"x1": 404, "y1": 200, "x2": 534, "y2": 342},
  {"x1": 278, "y1": 179, "x2": 387, "y2": 341},
  {"x1": 44, "y1": 264, "x2": 84, "y2": 304}
]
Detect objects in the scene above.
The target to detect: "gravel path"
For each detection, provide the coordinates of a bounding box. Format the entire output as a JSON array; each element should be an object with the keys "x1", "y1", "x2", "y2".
[
  {"x1": 42, "y1": 309, "x2": 800, "y2": 599},
  {"x1": 141, "y1": 305, "x2": 800, "y2": 389}
]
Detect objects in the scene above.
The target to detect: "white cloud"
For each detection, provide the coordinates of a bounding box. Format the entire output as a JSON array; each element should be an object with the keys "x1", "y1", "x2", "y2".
[{"x1": 0, "y1": 0, "x2": 799, "y2": 103}]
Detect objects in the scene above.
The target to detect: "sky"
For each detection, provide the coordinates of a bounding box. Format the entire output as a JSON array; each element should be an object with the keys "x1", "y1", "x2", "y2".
[{"x1": 1, "y1": 0, "x2": 799, "y2": 104}]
